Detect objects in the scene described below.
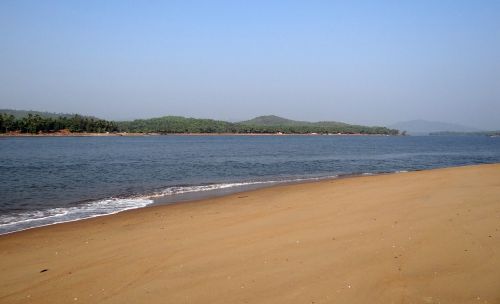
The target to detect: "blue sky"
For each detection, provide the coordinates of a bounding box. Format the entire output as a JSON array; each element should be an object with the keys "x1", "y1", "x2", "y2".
[{"x1": 1, "y1": 1, "x2": 499, "y2": 128}]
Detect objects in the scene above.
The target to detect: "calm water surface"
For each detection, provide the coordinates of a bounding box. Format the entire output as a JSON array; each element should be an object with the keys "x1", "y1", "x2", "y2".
[{"x1": 1, "y1": 135, "x2": 499, "y2": 234}]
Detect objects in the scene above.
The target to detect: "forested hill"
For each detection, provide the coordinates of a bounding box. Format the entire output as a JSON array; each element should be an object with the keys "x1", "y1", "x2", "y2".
[
  {"x1": 0, "y1": 112, "x2": 118, "y2": 133},
  {"x1": 0, "y1": 110, "x2": 399, "y2": 135},
  {"x1": 240, "y1": 115, "x2": 350, "y2": 127},
  {"x1": 118, "y1": 115, "x2": 399, "y2": 135},
  {"x1": 116, "y1": 116, "x2": 236, "y2": 134},
  {"x1": 240, "y1": 115, "x2": 311, "y2": 126},
  {"x1": 0, "y1": 109, "x2": 95, "y2": 119},
  {"x1": 236, "y1": 115, "x2": 395, "y2": 134}
]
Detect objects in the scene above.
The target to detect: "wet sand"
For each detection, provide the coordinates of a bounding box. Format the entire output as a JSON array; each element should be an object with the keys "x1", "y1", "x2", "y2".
[{"x1": 1, "y1": 164, "x2": 500, "y2": 303}]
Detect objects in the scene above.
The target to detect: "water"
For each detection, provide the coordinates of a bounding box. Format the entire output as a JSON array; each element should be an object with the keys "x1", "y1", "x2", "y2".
[{"x1": 1, "y1": 135, "x2": 499, "y2": 234}]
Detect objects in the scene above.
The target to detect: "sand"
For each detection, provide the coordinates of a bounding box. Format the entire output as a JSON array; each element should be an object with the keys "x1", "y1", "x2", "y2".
[{"x1": 1, "y1": 164, "x2": 500, "y2": 303}]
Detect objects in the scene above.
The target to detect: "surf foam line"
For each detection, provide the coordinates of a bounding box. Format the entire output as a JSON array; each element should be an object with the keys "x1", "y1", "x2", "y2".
[
  {"x1": 147, "y1": 176, "x2": 338, "y2": 198},
  {"x1": 1, "y1": 171, "x2": 415, "y2": 236},
  {"x1": 0, "y1": 198, "x2": 154, "y2": 235},
  {"x1": 0, "y1": 176, "x2": 340, "y2": 235}
]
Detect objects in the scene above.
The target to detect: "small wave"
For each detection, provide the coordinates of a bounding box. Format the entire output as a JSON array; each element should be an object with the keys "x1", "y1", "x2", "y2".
[
  {"x1": 0, "y1": 198, "x2": 153, "y2": 235},
  {"x1": 150, "y1": 180, "x2": 300, "y2": 198},
  {"x1": 0, "y1": 175, "x2": 338, "y2": 235},
  {"x1": 148, "y1": 176, "x2": 339, "y2": 198}
]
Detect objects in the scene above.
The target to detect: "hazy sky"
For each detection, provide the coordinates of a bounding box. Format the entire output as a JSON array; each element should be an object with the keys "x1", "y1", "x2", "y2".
[{"x1": 1, "y1": 1, "x2": 499, "y2": 129}]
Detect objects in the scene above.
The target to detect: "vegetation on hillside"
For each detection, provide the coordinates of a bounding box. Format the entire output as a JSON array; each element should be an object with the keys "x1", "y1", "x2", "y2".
[
  {"x1": 0, "y1": 113, "x2": 118, "y2": 133},
  {"x1": 119, "y1": 115, "x2": 399, "y2": 135},
  {"x1": 240, "y1": 115, "x2": 311, "y2": 126},
  {"x1": 236, "y1": 115, "x2": 398, "y2": 134},
  {"x1": 116, "y1": 116, "x2": 237, "y2": 133},
  {"x1": 1, "y1": 111, "x2": 399, "y2": 135},
  {"x1": 0, "y1": 109, "x2": 93, "y2": 119}
]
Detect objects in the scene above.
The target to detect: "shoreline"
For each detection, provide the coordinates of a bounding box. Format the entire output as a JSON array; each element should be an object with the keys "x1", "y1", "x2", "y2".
[
  {"x1": 1, "y1": 164, "x2": 500, "y2": 303},
  {"x1": 0, "y1": 169, "x2": 412, "y2": 236},
  {"x1": 0, "y1": 172, "x2": 365, "y2": 236},
  {"x1": 0, "y1": 132, "x2": 398, "y2": 137}
]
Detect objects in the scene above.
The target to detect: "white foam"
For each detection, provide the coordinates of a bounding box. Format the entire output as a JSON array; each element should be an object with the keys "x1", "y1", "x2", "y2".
[
  {"x1": 0, "y1": 175, "x2": 339, "y2": 235},
  {"x1": 149, "y1": 176, "x2": 337, "y2": 198},
  {"x1": 0, "y1": 198, "x2": 153, "y2": 235},
  {"x1": 150, "y1": 181, "x2": 278, "y2": 197}
]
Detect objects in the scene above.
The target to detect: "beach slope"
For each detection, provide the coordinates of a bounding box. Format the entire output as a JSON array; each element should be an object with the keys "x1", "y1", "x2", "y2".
[{"x1": 1, "y1": 164, "x2": 500, "y2": 303}]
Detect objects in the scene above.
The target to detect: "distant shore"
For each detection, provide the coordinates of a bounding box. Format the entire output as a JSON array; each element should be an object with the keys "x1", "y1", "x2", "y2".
[
  {"x1": 1, "y1": 164, "x2": 499, "y2": 303},
  {"x1": 0, "y1": 132, "x2": 396, "y2": 137},
  {"x1": 0, "y1": 132, "x2": 149, "y2": 137}
]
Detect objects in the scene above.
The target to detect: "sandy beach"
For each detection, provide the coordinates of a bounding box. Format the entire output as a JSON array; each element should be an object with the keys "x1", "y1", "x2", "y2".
[{"x1": 1, "y1": 164, "x2": 499, "y2": 303}]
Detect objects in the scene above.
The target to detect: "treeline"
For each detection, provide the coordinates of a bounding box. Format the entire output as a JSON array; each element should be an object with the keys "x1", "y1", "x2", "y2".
[
  {"x1": 0, "y1": 113, "x2": 118, "y2": 133},
  {"x1": 117, "y1": 116, "x2": 236, "y2": 134},
  {"x1": 1, "y1": 112, "x2": 400, "y2": 135},
  {"x1": 232, "y1": 124, "x2": 398, "y2": 135},
  {"x1": 117, "y1": 116, "x2": 400, "y2": 135}
]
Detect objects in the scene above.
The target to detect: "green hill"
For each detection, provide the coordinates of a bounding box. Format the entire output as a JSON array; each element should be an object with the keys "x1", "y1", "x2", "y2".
[
  {"x1": 240, "y1": 115, "x2": 311, "y2": 126},
  {"x1": 0, "y1": 110, "x2": 116, "y2": 133},
  {"x1": 1, "y1": 109, "x2": 400, "y2": 135},
  {"x1": 240, "y1": 115, "x2": 353, "y2": 128},
  {"x1": 117, "y1": 116, "x2": 236, "y2": 133},
  {"x1": 118, "y1": 115, "x2": 399, "y2": 135},
  {"x1": 0, "y1": 109, "x2": 97, "y2": 119},
  {"x1": 236, "y1": 115, "x2": 397, "y2": 135}
]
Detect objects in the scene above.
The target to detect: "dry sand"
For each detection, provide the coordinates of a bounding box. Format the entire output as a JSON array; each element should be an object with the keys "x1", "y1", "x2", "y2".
[{"x1": 1, "y1": 164, "x2": 500, "y2": 303}]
